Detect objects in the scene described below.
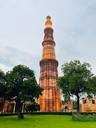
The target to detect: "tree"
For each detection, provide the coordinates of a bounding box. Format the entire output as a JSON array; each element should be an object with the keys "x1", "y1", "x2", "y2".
[
  {"x1": 6, "y1": 65, "x2": 42, "y2": 118},
  {"x1": 58, "y1": 60, "x2": 92, "y2": 112},
  {"x1": 0, "y1": 70, "x2": 6, "y2": 111},
  {"x1": 0, "y1": 70, "x2": 6, "y2": 98},
  {"x1": 87, "y1": 76, "x2": 96, "y2": 97}
]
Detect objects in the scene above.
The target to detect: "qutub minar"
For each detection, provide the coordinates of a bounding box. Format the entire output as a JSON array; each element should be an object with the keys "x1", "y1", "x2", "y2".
[
  {"x1": 38, "y1": 16, "x2": 62, "y2": 112},
  {"x1": 1, "y1": 16, "x2": 95, "y2": 113}
]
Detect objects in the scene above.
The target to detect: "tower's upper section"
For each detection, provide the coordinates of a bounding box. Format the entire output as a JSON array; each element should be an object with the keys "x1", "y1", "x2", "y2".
[
  {"x1": 42, "y1": 16, "x2": 56, "y2": 60},
  {"x1": 45, "y1": 16, "x2": 52, "y2": 28}
]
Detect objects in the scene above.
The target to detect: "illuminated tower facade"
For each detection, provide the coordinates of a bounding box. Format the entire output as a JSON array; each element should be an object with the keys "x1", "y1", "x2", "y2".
[{"x1": 38, "y1": 16, "x2": 61, "y2": 112}]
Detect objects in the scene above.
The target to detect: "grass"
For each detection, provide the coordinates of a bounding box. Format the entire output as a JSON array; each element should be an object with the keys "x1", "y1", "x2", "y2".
[{"x1": 0, "y1": 115, "x2": 96, "y2": 128}]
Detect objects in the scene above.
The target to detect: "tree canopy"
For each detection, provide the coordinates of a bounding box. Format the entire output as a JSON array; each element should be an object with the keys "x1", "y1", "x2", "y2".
[
  {"x1": 0, "y1": 70, "x2": 6, "y2": 98},
  {"x1": 5, "y1": 65, "x2": 42, "y2": 118},
  {"x1": 58, "y1": 60, "x2": 93, "y2": 112},
  {"x1": 87, "y1": 76, "x2": 96, "y2": 97}
]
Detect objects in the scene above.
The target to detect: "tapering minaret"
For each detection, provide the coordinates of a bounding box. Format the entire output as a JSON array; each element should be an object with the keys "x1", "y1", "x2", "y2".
[{"x1": 38, "y1": 16, "x2": 61, "y2": 112}]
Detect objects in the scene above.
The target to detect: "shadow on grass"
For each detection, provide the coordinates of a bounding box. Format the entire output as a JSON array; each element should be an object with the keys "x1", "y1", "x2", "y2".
[{"x1": 0, "y1": 114, "x2": 45, "y2": 122}]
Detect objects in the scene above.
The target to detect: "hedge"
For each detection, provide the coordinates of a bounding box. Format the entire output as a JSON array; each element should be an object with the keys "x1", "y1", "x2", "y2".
[{"x1": 72, "y1": 113, "x2": 96, "y2": 121}]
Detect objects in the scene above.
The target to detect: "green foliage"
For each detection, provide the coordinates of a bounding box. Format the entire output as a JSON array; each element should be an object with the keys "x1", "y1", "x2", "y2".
[
  {"x1": 0, "y1": 70, "x2": 6, "y2": 98},
  {"x1": 73, "y1": 100, "x2": 77, "y2": 110},
  {"x1": 21, "y1": 78, "x2": 42, "y2": 101},
  {"x1": 58, "y1": 60, "x2": 93, "y2": 112},
  {"x1": 58, "y1": 76, "x2": 71, "y2": 102},
  {"x1": 25, "y1": 102, "x2": 40, "y2": 112},
  {"x1": 61, "y1": 60, "x2": 92, "y2": 95},
  {"x1": 87, "y1": 76, "x2": 96, "y2": 96},
  {"x1": 4, "y1": 65, "x2": 42, "y2": 118},
  {"x1": 72, "y1": 113, "x2": 96, "y2": 121},
  {"x1": 5, "y1": 64, "x2": 42, "y2": 100}
]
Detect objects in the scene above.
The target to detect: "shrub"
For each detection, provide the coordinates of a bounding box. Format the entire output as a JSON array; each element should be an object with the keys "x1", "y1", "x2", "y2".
[
  {"x1": 72, "y1": 113, "x2": 96, "y2": 121},
  {"x1": 25, "y1": 103, "x2": 40, "y2": 112}
]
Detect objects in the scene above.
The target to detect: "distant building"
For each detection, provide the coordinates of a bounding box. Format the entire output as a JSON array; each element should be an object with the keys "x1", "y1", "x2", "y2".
[
  {"x1": 64, "y1": 101, "x2": 73, "y2": 112},
  {"x1": 80, "y1": 97, "x2": 96, "y2": 112}
]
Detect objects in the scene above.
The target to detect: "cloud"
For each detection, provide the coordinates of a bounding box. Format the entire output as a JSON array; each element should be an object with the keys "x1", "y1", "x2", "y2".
[
  {"x1": 0, "y1": 46, "x2": 40, "y2": 79},
  {"x1": 0, "y1": 0, "x2": 96, "y2": 79},
  {"x1": 55, "y1": 0, "x2": 96, "y2": 75}
]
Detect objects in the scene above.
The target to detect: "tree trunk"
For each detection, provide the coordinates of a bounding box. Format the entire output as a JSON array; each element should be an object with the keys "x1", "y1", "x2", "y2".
[
  {"x1": 77, "y1": 94, "x2": 80, "y2": 112},
  {"x1": 17, "y1": 111, "x2": 24, "y2": 119},
  {"x1": 16, "y1": 99, "x2": 24, "y2": 119}
]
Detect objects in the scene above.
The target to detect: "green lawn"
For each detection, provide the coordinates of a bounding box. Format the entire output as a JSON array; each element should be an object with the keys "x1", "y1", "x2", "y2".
[{"x1": 0, "y1": 115, "x2": 96, "y2": 128}]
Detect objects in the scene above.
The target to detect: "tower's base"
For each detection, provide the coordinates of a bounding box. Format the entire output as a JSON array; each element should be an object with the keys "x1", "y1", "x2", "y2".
[{"x1": 38, "y1": 86, "x2": 62, "y2": 112}]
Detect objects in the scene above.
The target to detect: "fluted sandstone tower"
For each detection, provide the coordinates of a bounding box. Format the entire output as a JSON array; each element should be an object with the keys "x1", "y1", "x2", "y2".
[{"x1": 38, "y1": 16, "x2": 61, "y2": 112}]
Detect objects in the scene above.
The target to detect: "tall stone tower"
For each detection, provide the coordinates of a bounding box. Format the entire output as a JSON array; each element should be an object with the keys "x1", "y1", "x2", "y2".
[{"x1": 38, "y1": 16, "x2": 61, "y2": 112}]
